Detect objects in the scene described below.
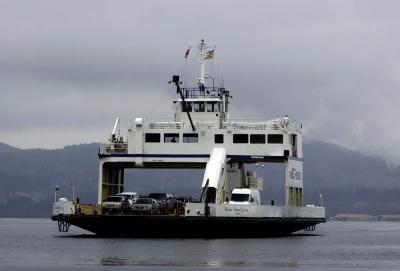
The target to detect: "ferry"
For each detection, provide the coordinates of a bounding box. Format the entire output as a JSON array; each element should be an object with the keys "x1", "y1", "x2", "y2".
[{"x1": 52, "y1": 39, "x2": 325, "y2": 237}]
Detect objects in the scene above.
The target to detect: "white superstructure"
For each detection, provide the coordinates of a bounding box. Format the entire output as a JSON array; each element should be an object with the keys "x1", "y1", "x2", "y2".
[{"x1": 96, "y1": 39, "x2": 315, "y2": 218}]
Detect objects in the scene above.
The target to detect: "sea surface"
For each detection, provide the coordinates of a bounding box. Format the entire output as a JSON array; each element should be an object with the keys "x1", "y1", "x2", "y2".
[{"x1": 0, "y1": 219, "x2": 399, "y2": 270}]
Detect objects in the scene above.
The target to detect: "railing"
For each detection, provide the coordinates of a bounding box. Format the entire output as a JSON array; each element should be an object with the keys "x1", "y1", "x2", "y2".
[
  {"x1": 148, "y1": 122, "x2": 184, "y2": 129},
  {"x1": 223, "y1": 122, "x2": 269, "y2": 130},
  {"x1": 75, "y1": 204, "x2": 102, "y2": 215},
  {"x1": 224, "y1": 118, "x2": 301, "y2": 131},
  {"x1": 222, "y1": 118, "x2": 280, "y2": 131},
  {"x1": 195, "y1": 122, "x2": 216, "y2": 129},
  {"x1": 100, "y1": 143, "x2": 128, "y2": 155},
  {"x1": 181, "y1": 87, "x2": 227, "y2": 99},
  {"x1": 128, "y1": 118, "x2": 301, "y2": 132}
]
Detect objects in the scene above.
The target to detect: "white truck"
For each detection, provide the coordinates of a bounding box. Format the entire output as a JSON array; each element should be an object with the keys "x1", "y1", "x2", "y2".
[
  {"x1": 102, "y1": 192, "x2": 139, "y2": 214},
  {"x1": 229, "y1": 188, "x2": 261, "y2": 205}
]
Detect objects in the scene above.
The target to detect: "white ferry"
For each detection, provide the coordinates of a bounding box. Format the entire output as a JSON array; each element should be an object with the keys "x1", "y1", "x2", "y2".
[{"x1": 52, "y1": 39, "x2": 325, "y2": 237}]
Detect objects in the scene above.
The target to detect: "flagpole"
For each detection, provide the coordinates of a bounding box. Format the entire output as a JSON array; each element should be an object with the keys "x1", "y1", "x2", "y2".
[{"x1": 199, "y1": 39, "x2": 206, "y2": 90}]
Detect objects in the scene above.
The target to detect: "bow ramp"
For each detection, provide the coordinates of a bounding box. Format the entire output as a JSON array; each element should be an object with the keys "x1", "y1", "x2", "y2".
[{"x1": 201, "y1": 147, "x2": 227, "y2": 204}]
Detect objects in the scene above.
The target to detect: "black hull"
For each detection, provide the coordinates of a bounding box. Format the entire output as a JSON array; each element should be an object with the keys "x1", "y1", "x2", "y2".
[{"x1": 52, "y1": 215, "x2": 325, "y2": 238}]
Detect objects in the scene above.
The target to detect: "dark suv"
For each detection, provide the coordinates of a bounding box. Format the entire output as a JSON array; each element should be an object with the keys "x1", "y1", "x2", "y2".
[{"x1": 148, "y1": 193, "x2": 177, "y2": 214}]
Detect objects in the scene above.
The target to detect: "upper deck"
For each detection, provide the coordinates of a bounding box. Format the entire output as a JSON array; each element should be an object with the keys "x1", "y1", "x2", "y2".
[
  {"x1": 98, "y1": 39, "x2": 303, "y2": 167},
  {"x1": 99, "y1": 116, "x2": 302, "y2": 167}
]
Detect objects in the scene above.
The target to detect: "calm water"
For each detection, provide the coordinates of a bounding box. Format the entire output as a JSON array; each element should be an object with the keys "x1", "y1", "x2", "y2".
[{"x1": 0, "y1": 219, "x2": 399, "y2": 270}]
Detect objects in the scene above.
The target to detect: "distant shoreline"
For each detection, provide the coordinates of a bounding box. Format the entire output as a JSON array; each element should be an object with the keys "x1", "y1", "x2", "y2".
[{"x1": 331, "y1": 214, "x2": 400, "y2": 222}]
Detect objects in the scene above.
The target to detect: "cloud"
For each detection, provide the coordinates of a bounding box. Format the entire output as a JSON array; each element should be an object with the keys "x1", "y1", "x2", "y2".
[{"x1": 1, "y1": 0, "x2": 400, "y2": 164}]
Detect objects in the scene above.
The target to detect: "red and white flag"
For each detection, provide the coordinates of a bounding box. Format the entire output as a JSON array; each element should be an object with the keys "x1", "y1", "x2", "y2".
[{"x1": 184, "y1": 46, "x2": 191, "y2": 59}]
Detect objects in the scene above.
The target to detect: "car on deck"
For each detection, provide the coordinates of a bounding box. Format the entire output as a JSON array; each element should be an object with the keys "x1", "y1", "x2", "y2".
[
  {"x1": 102, "y1": 195, "x2": 131, "y2": 214},
  {"x1": 131, "y1": 198, "x2": 160, "y2": 215},
  {"x1": 148, "y1": 193, "x2": 177, "y2": 214},
  {"x1": 229, "y1": 188, "x2": 261, "y2": 205},
  {"x1": 116, "y1": 192, "x2": 139, "y2": 205}
]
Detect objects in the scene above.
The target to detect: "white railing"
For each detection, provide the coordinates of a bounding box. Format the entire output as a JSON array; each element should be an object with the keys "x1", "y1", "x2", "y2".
[
  {"x1": 222, "y1": 122, "x2": 270, "y2": 130},
  {"x1": 195, "y1": 122, "x2": 216, "y2": 129},
  {"x1": 148, "y1": 122, "x2": 184, "y2": 129},
  {"x1": 224, "y1": 118, "x2": 301, "y2": 131},
  {"x1": 128, "y1": 117, "x2": 301, "y2": 131},
  {"x1": 100, "y1": 143, "x2": 128, "y2": 155}
]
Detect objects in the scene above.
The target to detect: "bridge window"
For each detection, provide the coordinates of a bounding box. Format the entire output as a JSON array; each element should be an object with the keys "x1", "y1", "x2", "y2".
[
  {"x1": 183, "y1": 133, "x2": 198, "y2": 143},
  {"x1": 206, "y1": 102, "x2": 217, "y2": 112},
  {"x1": 250, "y1": 134, "x2": 266, "y2": 144},
  {"x1": 181, "y1": 102, "x2": 192, "y2": 112},
  {"x1": 214, "y1": 134, "x2": 224, "y2": 144},
  {"x1": 145, "y1": 133, "x2": 161, "y2": 143},
  {"x1": 268, "y1": 134, "x2": 283, "y2": 144},
  {"x1": 233, "y1": 134, "x2": 248, "y2": 143},
  {"x1": 193, "y1": 102, "x2": 205, "y2": 112},
  {"x1": 164, "y1": 133, "x2": 179, "y2": 143}
]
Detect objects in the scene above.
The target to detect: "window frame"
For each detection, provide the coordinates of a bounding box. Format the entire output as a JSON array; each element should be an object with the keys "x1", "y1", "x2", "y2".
[
  {"x1": 181, "y1": 102, "x2": 192, "y2": 112},
  {"x1": 145, "y1": 133, "x2": 161, "y2": 143},
  {"x1": 206, "y1": 102, "x2": 217, "y2": 112},
  {"x1": 193, "y1": 101, "x2": 205, "y2": 112},
  {"x1": 214, "y1": 134, "x2": 224, "y2": 144},
  {"x1": 267, "y1": 134, "x2": 284, "y2": 144},
  {"x1": 183, "y1": 133, "x2": 199, "y2": 143},
  {"x1": 164, "y1": 133, "x2": 180, "y2": 143},
  {"x1": 233, "y1": 134, "x2": 249, "y2": 144},
  {"x1": 250, "y1": 134, "x2": 266, "y2": 144}
]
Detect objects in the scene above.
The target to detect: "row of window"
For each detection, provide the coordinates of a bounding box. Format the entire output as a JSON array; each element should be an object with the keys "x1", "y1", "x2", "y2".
[
  {"x1": 181, "y1": 101, "x2": 220, "y2": 112},
  {"x1": 145, "y1": 133, "x2": 284, "y2": 144}
]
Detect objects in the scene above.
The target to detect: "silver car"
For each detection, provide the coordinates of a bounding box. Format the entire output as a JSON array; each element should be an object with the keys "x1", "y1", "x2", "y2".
[
  {"x1": 131, "y1": 198, "x2": 160, "y2": 215},
  {"x1": 102, "y1": 195, "x2": 130, "y2": 214},
  {"x1": 116, "y1": 192, "x2": 139, "y2": 205}
]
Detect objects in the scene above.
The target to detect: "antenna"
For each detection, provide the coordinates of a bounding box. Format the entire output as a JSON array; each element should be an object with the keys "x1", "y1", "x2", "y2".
[
  {"x1": 110, "y1": 117, "x2": 120, "y2": 142},
  {"x1": 112, "y1": 118, "x2": 120, "y2": 135}
]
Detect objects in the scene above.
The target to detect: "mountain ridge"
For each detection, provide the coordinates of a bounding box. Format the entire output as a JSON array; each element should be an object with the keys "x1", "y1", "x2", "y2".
[{"x1": 0, "y1": 141, "x2": 399, "y2": 217}]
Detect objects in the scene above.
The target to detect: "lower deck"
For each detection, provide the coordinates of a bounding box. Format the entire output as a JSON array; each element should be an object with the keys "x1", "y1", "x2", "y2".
[{"x1": 52, "y1": 202, "x2": 325, "y2": 237}]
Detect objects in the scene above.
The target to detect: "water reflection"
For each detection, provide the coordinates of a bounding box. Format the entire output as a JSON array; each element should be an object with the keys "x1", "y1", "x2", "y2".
[
  {"x1": 3, "y1": 219, "x2": 400, "y2": 270},
  {"x1": 101, "y1": 257, "x2": 129, "y2": 266},
  {"x1": 100, "y1": 256, "x2": 299, "y2": 268}
]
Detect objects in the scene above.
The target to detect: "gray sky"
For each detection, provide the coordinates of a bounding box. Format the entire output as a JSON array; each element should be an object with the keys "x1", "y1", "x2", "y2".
[{"x1": 1, "y1": 0, "x2": 400, "y2": 164}]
